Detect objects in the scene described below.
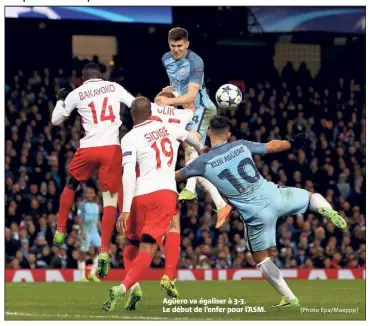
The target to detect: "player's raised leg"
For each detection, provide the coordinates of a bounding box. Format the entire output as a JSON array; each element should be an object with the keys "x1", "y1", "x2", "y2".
[
  {"x1": 161, "y1": 214, "x2": 180, "y2": 298},
  {"x1": 197, "y1": 177, "x2": 232, "y2": 228},
  {"x1": 54, "y1": 149, "x2": 93, "y2": 245},
  {"x1": 178, "y1": 144, "x2": 198, "y2": 202},
  {"x1": 54, "y1": 180, "x2": 77, "y2": 245},
  {"x1": 97, "y1": 145, "x2": 122, "y2": 278},
  {"x1": 309, "y1": 193, "x2": 347, "y2": 228}
]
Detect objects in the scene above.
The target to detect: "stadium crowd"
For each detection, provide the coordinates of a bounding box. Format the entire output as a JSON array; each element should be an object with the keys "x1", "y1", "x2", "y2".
[{"x1": 5, "y1": 58, "x2": 366, "y2": 271}]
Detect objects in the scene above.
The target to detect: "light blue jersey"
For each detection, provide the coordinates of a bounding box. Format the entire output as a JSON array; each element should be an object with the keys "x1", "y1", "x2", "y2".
[
  {"x1": 77, "y1": 201, "x2": 101, "y2": 252},
  {"x1": 162, "y1": 50, "x2": 217, "y2": 144},
  {"x1": 181, "y1": 140, "x2": 309, "y2": 251}
]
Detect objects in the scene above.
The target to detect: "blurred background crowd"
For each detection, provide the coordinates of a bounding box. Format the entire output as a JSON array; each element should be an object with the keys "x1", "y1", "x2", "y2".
[
  {"x1": 5, "y1": 59, "x2": 365, "y2": 271},
  {"x1": 5, "y1": 7, "x2": 365, "y2": 271}
]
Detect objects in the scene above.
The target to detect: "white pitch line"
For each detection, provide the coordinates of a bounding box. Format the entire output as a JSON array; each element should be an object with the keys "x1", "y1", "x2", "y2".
[{"x1": 5, "y1": 311, "x2": 190, "y2": 320}]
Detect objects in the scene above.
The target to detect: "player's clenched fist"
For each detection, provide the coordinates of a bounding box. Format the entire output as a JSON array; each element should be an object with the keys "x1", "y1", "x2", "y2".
[
  {"x1": 155, "y1": 95, "x2": 171, "y2": 106},
  {"x1": 116, "y1": 212, "x2": 129, "y2": 235}
]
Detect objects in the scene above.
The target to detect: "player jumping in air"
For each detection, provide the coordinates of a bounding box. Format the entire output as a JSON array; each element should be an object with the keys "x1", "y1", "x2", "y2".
[
  {"x1": 176, "y1": 116, "x2": 347, "y2": 307},
  {"x1": 122, "y1": 91, "x2": 194, "y2": 307},
  {"x1": 102, "y1": 97, "x2": 204, "y2": 312},
  {"x1": 75, "y1": 186, "x2": 101, "y2": 282},
  {"x1": 51, "y1": 63, "x2": 135, "y2": 279},
  {"x1": 155, "y1": 27, "x2": 232, "y2": 227}
]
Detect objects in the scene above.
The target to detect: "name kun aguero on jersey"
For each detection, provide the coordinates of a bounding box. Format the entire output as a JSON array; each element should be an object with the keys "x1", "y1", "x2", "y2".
[
  {"x1": 79, "y1": 83, "x2": 116, "y2": 101},
  {"x1": 210, "y1": 146, "x2": 245, "y2": 168}
]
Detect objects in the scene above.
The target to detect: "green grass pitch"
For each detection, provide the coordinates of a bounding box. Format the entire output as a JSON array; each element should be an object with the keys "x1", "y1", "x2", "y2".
[{"x1": 5, "y1": 280, "x2": 365, "y2": 320}]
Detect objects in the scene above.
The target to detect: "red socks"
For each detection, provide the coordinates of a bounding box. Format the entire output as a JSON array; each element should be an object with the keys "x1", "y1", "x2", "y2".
[
  {"x1": 123, "y1": 244, "x2": 139, "y2": 271},
  {"x1": 99, "y1": 206, "x2": 116, "y2": 253},
  {"x1": 57, "y1": 187, "x2": 75, "y2": 233},
  {"x1": 164, "y1": 232, "x2": 180, "y2": 280},
  {"x1": 123, "y1": 251, "x2": 152, "y2": 289}
]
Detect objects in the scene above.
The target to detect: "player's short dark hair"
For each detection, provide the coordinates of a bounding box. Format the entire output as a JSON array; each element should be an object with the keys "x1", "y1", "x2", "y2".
[
  {"x1": 83, "y1": 62, "x2": 100, "y2": 72},
  {"x1": 131, "y1": 97, "x2": 151, "y2": 120},
  {"x1": 209, "y1": 116, "x2": 231, "y2": 135},
  {"x1": 168, "y1": 27, "x2": 189, "y2": 41},
  {"x1": 156, "y1": 91, "x2": 176, "y2": 99},
  {"x1": 82, "y1": 62, "x2": 101, "y2": 80}
]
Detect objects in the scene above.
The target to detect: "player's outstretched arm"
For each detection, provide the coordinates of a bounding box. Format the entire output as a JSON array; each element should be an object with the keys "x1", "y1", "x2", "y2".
[
  {"x1": 164, "y1": 82, "x2": 200, "y2": 106},
  {"x1": 115, "y1": 83, "x2": 135, "y2": 108},
  {"x1": 51, "y1": 88, "x2": 78, "y2": 126},
  {"x1": 266, "y1": 133, "x2": 307, "y2": 154},
  {"x1": 175, "y1": 155, "x2": 207, "y2": 182},
  {"x1": 169, "y1": 125, "x2": 203, "y2": 153},
  {"x1": 265, "y1": 140, "x2": 291, "y2": 153}
]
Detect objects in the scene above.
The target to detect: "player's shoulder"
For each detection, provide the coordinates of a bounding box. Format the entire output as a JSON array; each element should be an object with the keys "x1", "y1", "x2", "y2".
[
  {"x1": 175, "y1": 108, "x2": 193, "y2": 119},
  {"x1": 78, "y1": 200, "x2": 87, "y2": 210},
  {"x1": 150, "y1": 102, "x2": 160, "y2": 113},
  {"x1": 162, "y1": 51, "x2": 173, "y2": 65},
  {"x1": 121, "y1": 129, "x2": 136, "y2": 144},
  {"x1": 187, "y1": 50, "x2": 203, "y2": 64}
]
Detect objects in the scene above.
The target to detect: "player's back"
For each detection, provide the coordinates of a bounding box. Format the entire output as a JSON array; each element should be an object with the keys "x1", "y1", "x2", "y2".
[
  {"x1": 150, "y1": 103, "x2": 193, "y2": 130},
  {"x1": 162, "y1": 50, "x2": 216, "y2": 110},
  {"x1": 123, "y1": 120, "x2": 181, "y2": 196},
  {"x1": 78, "y1": 201, "x2": 100, "y2": 234},
  {"x1": 196, "y1": 140, "x2": 279, "y2": 218},
  {"x1": 68, "y1": 79, "x2": 132, "y2": 148}
]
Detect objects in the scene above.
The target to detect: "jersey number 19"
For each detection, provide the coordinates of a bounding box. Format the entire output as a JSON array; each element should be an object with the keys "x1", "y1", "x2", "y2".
[{"x1": 151, "y1": 137, "x2": 174, "y2": 169}]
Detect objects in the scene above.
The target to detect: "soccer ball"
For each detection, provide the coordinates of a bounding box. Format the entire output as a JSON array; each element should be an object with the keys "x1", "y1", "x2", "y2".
[{"x1": 215, "y1": 84, "x2": 242, "y2": 110}]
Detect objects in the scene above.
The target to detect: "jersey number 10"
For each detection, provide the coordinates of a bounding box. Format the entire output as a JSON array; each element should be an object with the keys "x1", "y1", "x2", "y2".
[
  {"x1": 151, "y1": 137, "x2": 174, "y2": 169},
  {"x1": 218, "y1": 158, "x2": 260, "y2": 193},
  {"x1": 88, "y1": 97, "x2": 116, "y2": 124}
]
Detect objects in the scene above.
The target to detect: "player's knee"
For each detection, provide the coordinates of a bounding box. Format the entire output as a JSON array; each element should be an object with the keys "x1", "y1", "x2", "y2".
[
  {"x1": 102, "y1": 191, "x2": 118, "y2": 208},
  {"x1": 252, "y1": 250, "x2": 270, "y2": 265},
  {"x1": 126, "y1": 238, "x2": 140, "y2": 247},
  {"x1": 141, "y1": 234, "x2": 156, "y2": 244},
  {"x1": 189, "y1": 130, "x2": 202, "y2": 140},
  {"x1": 67, "y1": 176, "x2": 80, "y2": 191},
  {"x1": 169, "y1": 215, "x2": 180, "y2": 232}
]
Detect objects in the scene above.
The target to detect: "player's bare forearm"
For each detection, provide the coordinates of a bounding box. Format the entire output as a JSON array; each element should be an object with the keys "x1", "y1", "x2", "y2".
[
  {"x1": 184, "y1": 132, "x2": 203, "y2": 153},
  {"x1": 168, "y1": 83, "x2": 200, "y2": 106},
  {"x1": 266, "y1": 140, "x2": 291, "y2": 153}
]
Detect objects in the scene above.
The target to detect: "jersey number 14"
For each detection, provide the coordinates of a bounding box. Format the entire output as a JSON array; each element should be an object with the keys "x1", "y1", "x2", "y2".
[{"x1": 88, "y1": 97, "x2": 116, "y2": 124}]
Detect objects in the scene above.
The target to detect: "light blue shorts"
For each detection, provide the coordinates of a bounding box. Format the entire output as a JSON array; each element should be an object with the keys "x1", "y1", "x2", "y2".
[
  {"x1": 80, "y1": 233, "x2": 101, "y2": 253},
  {"x1": 241, "y1": 187, "x2": 309, "y2": 252},
  {"x1": 186, "y1": 105, "x2": 217, "y2": 145}
]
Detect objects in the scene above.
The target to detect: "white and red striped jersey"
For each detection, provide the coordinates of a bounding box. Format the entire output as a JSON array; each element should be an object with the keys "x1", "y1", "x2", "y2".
[
  {"x1": 121, "y1": 120, "x2": 188, "y2": 196},
  {"x1": 57, "y1": 79, "x2": 134, "y2": 148},
  {"x1": 150, "y1": 103, "x2": 193, "y2": 131}
]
